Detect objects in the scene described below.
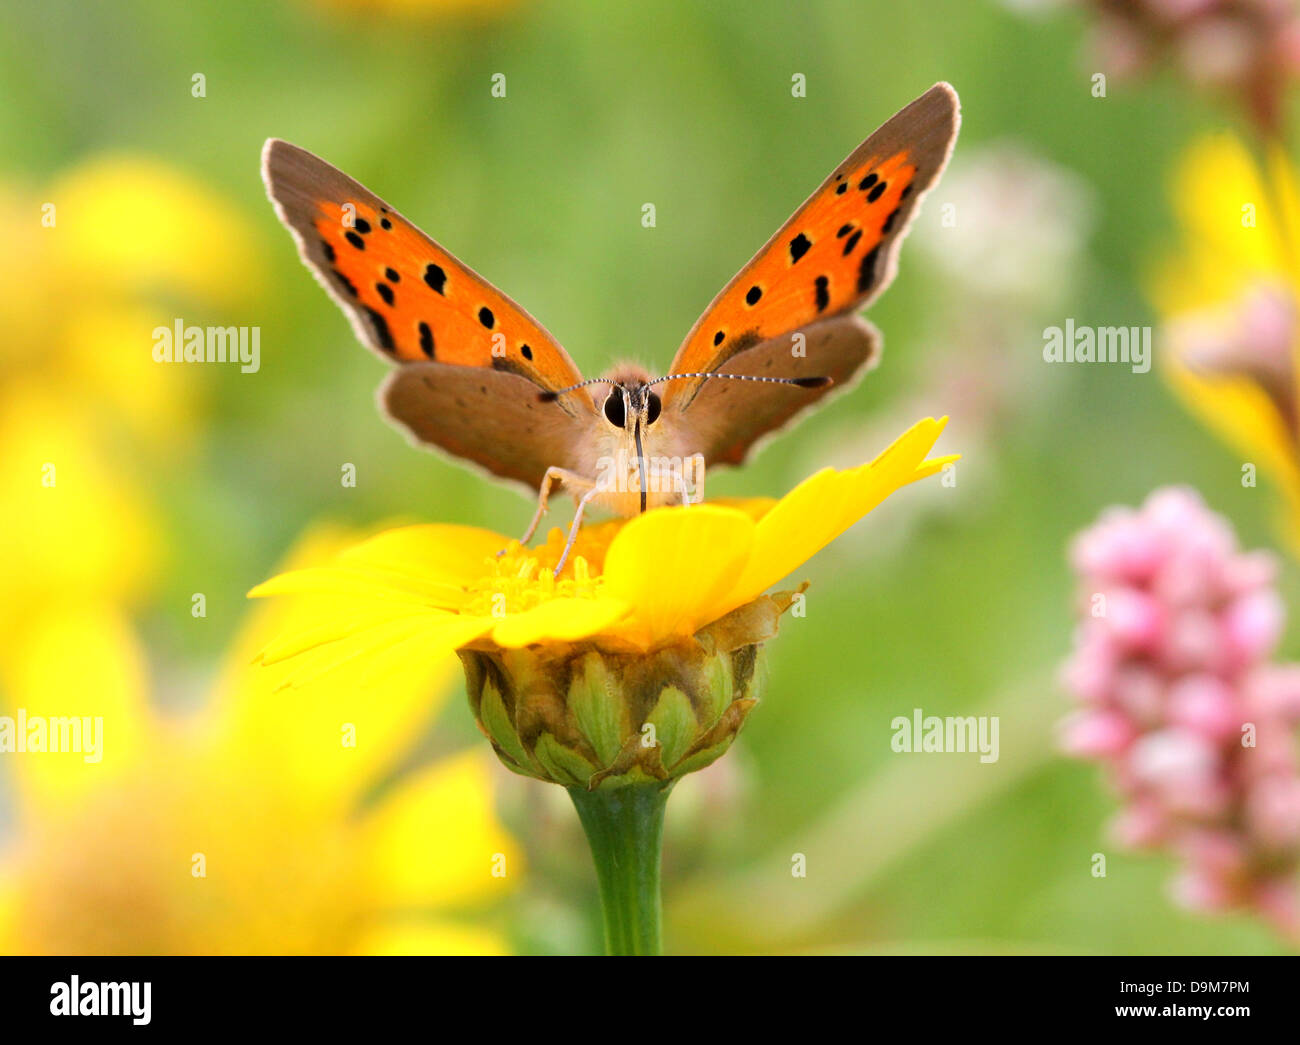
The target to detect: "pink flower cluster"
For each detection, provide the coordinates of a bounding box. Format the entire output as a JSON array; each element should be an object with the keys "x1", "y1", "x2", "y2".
[
  {"x1": 1061, "y1": 486, "x2": 1300, "y2": 940},
  {"x1": 1076, "y1": 0, "x2": 1300, "y2": 133}
]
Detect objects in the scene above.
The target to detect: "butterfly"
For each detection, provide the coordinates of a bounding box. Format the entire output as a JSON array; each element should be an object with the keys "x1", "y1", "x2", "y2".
[{"x1": 263, "y1": 82, "x2": 959, "y2": 574}]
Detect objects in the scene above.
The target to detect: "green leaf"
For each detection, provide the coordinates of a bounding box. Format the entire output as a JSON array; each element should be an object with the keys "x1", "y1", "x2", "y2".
[
  {"x1": 646, "y1": 685, "x2": 697, "y2": 771},
  {"x1": 479, "y1": 677, "x2": 532, "y2": 771},
  {"x1": 534, "y1": 733, "x2": 597, "y2": 787},
  {"x1": 568, "y1": 652, "x2": 627, "y2": 768}
]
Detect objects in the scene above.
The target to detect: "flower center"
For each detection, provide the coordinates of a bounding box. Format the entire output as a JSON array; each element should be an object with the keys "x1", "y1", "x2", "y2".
[{"x1": 462, "y1": 540, "x2": 606, "y2": 618}]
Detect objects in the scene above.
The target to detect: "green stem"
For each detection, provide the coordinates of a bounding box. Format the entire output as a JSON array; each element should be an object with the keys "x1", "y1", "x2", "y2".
[{"x1": 568, "y1": 782, "x2": 671, "y2": 956}]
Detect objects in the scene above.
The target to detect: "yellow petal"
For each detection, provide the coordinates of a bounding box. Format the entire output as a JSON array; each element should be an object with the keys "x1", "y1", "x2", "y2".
[
  {"x1": 360, "y1": 750, "x2": 520, "y2": 910},
  {"x1": 222, "y1": 528, "x2": 496, "y2": 811},
  {"x1": 1161, "y1": 361, "x2": 1300, "y2": 503},
  {"x1": 1267, "y1": 142, "x2": 1300, "y2": 281},
  {"x1": 490, "y1": 596, "x2": 633, "y2": 648},
  {"x1": 602, "y1": 505, "x2": 757, "y2": 647},
  {"x1": 247, "y1": 565, "x2": 463, "y2": 608},
  {"x1": 1171, "y1": 135, "x2": 1282, "y2": 288},
  {"x1": 718, "y1": 417, "x2": 949, "y2": 615},
  {"x1": 338, "y1": 524, "x2": 510, "y2": 588},
  {"x1": 2, "y1": 604, "x2": 149, "y2": 811},
  {"x1": 0, "y1": 863, "x2": 17, "y2": 953},
  {"x1": 351, "y1": 920, "x2": 509, "y2": 956}
]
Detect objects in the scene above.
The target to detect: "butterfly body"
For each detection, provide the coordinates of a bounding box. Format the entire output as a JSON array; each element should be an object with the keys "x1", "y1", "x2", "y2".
[{"x1": 263, "y1": 83, "x2": 960, "y2": 571}]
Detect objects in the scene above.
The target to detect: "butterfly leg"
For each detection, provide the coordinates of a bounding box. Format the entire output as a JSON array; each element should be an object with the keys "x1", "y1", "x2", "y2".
[
  {"x1": 510, "y1": 467, "x2": 591, "y2": 552},
  {"x1": 677, "y1": 453, "x2": 706, "y2": 507},
  {"x1": 554, "y1": 483, "x2": 604, "y2": 578}
]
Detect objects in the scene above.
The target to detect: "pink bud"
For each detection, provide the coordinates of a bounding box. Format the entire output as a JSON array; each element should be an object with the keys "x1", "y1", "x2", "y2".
[
  {"x1": 1159, "y1": 609, "x2": 1227, "y2": 674},
  {"x1": 1104, "y1": 587, "x2": 1164, "y2": 651},
  {"x1": 1246, "y1": 776, "x2": 1300, "y2": 850},
  {"x1": 1170, "y1": 867, "x2": 1237, "y2": 913},
  {"x1": 1222, "y1": 589, "x2": 1285, "y2": 665},
  {"x1": 1166, "y1": 674, "x2": 1242, "y2": 742},
  {"x1": 1176, "y1": 828, "x2": 1248, "y2": 878},
  {"x1": 1253, "y1": 878, "x2": 1300, "y2": 942},
  {"x1": 1112, "y1": 664, "x2": 1166, "y2": 729},
  {"x1": 1246, "y1": 664, "x2": 1300, "y2": 720},
  {"x1": 1111, "y1": 799, "x2": 1168, "y2": 848},
  {"x1": 1221, "y1": 550, "x2": 1278, "y2": 598},
  {"x1": 1059, "y1": 635, "x2": 1116, "y2": 703},
  {"x1": 1059, "y1": 709, "x2": 1135, "y2": 758}
]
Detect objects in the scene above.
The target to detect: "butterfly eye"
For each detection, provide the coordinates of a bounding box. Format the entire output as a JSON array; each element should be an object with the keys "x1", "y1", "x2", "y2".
[
  {"x1": 603, "y1": 391, "x2": 626, "y2": 428},
  {"x1": 645, "y1": 392, "x2": 662, "y2": 425}
]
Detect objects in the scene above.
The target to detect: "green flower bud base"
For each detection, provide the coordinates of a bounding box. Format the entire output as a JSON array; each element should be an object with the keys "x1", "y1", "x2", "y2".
[{"x1": 459, "y1": 590, "x2": 801, "y2": 955}]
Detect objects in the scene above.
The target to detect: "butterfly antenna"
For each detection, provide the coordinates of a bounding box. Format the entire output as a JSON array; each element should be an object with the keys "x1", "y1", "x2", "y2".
[
  {"x1": 646, "y1": 372, "x2": 832, "y2": 390},
  {"x1": 538, "y1": 376, "x2": 616, "y2": 403}
]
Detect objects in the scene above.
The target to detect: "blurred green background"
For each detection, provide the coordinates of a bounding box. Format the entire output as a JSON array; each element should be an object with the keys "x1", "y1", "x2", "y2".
[{"x1": 2, "y1": 0, "x2": 1294, "y2": 954}]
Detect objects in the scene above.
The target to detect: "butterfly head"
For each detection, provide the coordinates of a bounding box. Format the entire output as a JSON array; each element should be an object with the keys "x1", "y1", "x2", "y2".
[
  {"x1": 539, "y1": 367, "x2": 831, "y2": 419},
  {"x1": 601, "y1": 374, "x2": 663, "y2": 431}
]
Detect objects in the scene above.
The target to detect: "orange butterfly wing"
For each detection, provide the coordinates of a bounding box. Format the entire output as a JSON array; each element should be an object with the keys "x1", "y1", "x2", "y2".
[
  {"x1": 262, "y1": 139, "x2": 588, "y2": 401},
  {"x1": 664, "y1": 83, "x2": 959, "y2": 410}
]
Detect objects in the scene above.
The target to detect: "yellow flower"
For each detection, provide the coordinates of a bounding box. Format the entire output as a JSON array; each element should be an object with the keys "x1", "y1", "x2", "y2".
[
  {"x1": 0, "y1": 531, "x2": 519, "y2": 955},
  {"x1": 1150, "y1": 133, "x2": 1300, "y2": 547},
  {"x1": 250, "y1": 418, "x2": 956, "y2": 788},
  {"x1": 0, "y1": 156, "x2": 262, "y2": 640}
]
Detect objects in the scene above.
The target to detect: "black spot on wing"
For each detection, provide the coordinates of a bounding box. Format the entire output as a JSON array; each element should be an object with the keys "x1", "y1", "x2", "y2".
[
  {"x1": 867, "y1": 181, "x2": 887, "y2": 203},
  {"x1": 345, "y1": 231, "x2": 365, "y2": 250},
  {"x1": 376, "y1": 282, "x2": 395, "y2": 306},
  {"x1": 789, "y1": 232, "x2": 812, "y2": 263},
  {"x1": 521, "y1": 343, "x2": 534, "y2": 360},
  {"x1": 354, "y1": 218, "x2": 371, "y2": 234},
  {"x1": 418, "y1": 321, "x2": 435, "y2": 358},
  {"x1": 857, "y1": 244, "x2": 882, "y2": 293},
  {"x1": 364, "y1": 307, "x2": 395, "y2": 352},
  {"x1": 882, "y1": 207, "x2": 902, "y2": 234},
  {"x1": 385, "y1": 267, "x2": 400, "y2": 282},
  {"x1": 423, "y1": 264, "x2": 446, "y2": 294},
  {"x1": 490, "y1": 355, "x2": 530, "y2": 378},
  {"x1": 858, "y1": 171, "x2": 878, "y2": 192},
  {"x1": 333, "y1": 270, "x2": 358, "y2": 298},
  {"x1": 710, "y1": 329, "x2": 762, "y2": 372},
  {"x1": 814, "y1": 275, "x2": 830, "y2": 312},
  {"x1": 478, "y1": 306, "x2": 495, "y2": 329},
  {"x1": 842, "y1": 229, "x2": 862, "y2": 256},
  {"x1": 321, "y1": 240, "x2": 335, "y2": 262}
]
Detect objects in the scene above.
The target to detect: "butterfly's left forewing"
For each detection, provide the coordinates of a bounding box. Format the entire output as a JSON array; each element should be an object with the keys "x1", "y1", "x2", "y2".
[
  {"x1": 664, "y1": 83, "x2": 960, "y2": 429},
  {"x1": 263, "y1": 139, "x2": 601, "y2": 493},
  {"x1": 262, "y1": 139, "x2": 588, "y2": 400}
]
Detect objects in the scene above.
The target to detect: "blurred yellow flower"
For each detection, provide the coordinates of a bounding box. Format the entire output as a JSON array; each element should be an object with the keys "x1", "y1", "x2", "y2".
[
  {"x1": 0, "y1": 156, "x2": 261, "y2": 450},
  {"x1": 0, "y1": 155, "x2": 262, "y2": 638},
  {"x1": 0, "y1": 531, "x2": 520, "y2": 955},
  {"x1": 1150, "y1": 134, "x2": 1300, "y2": 548}
]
